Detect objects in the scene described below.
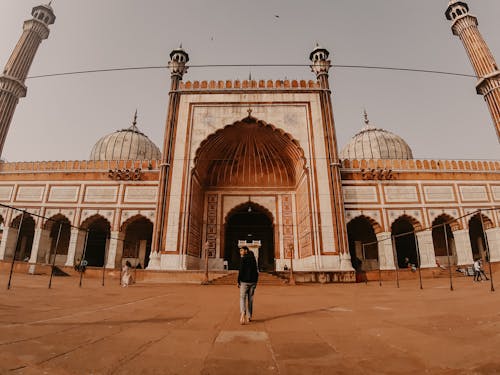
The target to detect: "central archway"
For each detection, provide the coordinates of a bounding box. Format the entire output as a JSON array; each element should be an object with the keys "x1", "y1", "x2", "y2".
[{"x1": 224, "y1": 203, "x2": 274, "y2": 271}]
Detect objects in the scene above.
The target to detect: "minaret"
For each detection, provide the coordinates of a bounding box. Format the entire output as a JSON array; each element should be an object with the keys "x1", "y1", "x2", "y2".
[
  {"x1": 446, "y1": 0, "x2": 500, "y2": 140},
  {"x1": 0, "y1": 3, "x2": 56, "y2": 157},
  {"x1": 309, "y1": 44, "x2": 350, "y2": 265},
  {"x1": 152, "y1": 46, "x2": 189, "y2": 254}
]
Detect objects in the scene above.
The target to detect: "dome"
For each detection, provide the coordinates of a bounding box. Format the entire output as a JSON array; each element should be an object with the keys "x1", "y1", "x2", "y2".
[
  {"x1": 340, "y1": 112, "x2": 413, "y2": 160},
  {"x1": 89, "y1": 112, "x2": 161, "y2": 161}
]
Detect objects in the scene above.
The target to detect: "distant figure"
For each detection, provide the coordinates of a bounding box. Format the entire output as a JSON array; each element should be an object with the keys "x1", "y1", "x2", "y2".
[
  {"x1": 473, "y1": 259, "x2": 484, "y2": 281},
  {"x1": 436, "y1": 260, "x2": 447, "y2": 270},
  {"x1": 136, "y1": 263, "x2": 142, "y2": 269},
  {"x1": 237, "y1": 246, "x2": 258, "y2": 324},
  {"x1": 122, "y1": 260, "x2": 133, "y2": 287},
  {"x1": 478, "y1": 259, "x2": 489, "y2": 281}
]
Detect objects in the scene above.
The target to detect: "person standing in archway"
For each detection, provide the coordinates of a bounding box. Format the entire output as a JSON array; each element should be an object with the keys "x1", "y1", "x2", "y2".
[{"x1": 238, "y1": 246, "x2": 259, "y2": 324}]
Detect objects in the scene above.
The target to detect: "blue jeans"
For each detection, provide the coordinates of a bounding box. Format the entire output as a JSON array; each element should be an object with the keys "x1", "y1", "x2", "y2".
[{"x1": 239, "y1": 282, "x2": 257, "y2": 317}]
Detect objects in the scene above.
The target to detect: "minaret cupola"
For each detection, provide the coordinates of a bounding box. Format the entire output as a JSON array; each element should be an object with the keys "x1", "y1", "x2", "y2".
[
  {"x1": 168, "y1": 46, "x2": 189, "y2": 78},
  {"x1": 309, "y1": 44, "x2": 331, "y2": 80},
  {"x1": 31, "y1": 3, "x2": 56, "y2": 26}
]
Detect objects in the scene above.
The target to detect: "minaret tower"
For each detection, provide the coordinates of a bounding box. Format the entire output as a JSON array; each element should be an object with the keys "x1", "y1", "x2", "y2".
[
  {"x1": 309, "y1": 44, "x2": 350, "y2": 266},
  {"x1": 446, "y1": 1, "x2": 500, "y2": 140},
  {"x1": 0, "y1": 3, "x2": 56, "y2": 157},
  {"x1": 152, "y1": 47, "x2": 189, "y2": 255}
]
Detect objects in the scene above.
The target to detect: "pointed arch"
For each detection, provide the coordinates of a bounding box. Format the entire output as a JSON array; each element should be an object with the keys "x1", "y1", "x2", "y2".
[
  {"x1": 347, "y1": 214, "x2": 383, "y2": 235},
  {"x1": 390, "y1": 214, "x2": 423, "y2": 232},
  {"x1": 224, "y1": 201, "x2": 274, "y2": 225},
  {"x1": 120, "y1": 214, "x2": 154, "y2": 232},
  {"x1": 431, "y1": 213, "x2": 462, "y2": 232},
  {"x1": 81, "y1": 214, "x2": 111, "y2": 231},
  {"x1": 194, "y1": 116, "x2": 307, "y2": 188},
  {"x1": 80, "y1": 214, "x2": 111, "y2": 267},
  {"x1": 467, "y1": 212, "x2": 494, "y2": 230},
  {"x1": 9, "y1": 213, "x2": 36, "y2": 261},
  {"x1": 121, "y1": 214, "x2": 153, "y2": 269}
]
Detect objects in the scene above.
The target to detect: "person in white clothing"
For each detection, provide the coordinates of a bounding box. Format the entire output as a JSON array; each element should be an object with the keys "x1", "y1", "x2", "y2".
[{"x1": 121, "y1": 261, "x2": 133, "y2": 287}]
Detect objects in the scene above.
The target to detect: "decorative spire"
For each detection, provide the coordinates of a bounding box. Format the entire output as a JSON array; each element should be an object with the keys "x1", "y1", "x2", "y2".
[
  {"x1": 130, "y1": 109, "x2": 139, "y2": 131},
  {"x1": 362, "y1": 109, "x2": 375, "y2": 130}
]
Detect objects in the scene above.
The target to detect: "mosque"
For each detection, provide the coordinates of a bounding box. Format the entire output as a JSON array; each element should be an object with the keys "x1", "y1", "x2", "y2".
[{"x1": 0, "y1": 1, "x2": 498, "y2": 280}]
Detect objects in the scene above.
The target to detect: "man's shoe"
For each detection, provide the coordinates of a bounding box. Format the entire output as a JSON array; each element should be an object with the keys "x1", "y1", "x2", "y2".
[{"x1": 240, "y1": 313, "x2": 246, "y2": 325}]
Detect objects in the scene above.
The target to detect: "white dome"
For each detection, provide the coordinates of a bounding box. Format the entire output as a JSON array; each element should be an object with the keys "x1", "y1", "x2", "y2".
[
  {"x1": 340, "y1": 113, "x2": 413, "y2": 160},
  {"x1": 90, "y1": 114, "x2": 161, "y2": 161}
]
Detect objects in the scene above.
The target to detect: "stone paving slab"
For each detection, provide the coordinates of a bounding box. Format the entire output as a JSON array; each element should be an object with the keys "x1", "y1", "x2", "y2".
[{"x1": 0, "y1": 272, "x2": 499, "y2": 374}]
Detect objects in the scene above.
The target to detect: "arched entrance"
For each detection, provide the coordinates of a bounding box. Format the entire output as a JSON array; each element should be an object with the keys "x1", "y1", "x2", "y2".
[
  {"x1": 192, "y1": 115, "x2": 307, "y2": 271},
  {"x1": 45, "y1": 215, "x2": 71, "y2": 265},
  {"x1": 121, "y1": 216, "x2": 153, "y2": 268},
  {"x1": 11, "y1": 214, "x2": 35, "y2": 261},
  {"x1": 82, "y1": 215, "x2": 110, "y2": 267},
  {"x1": 468, "y1": 213, "x2": 492, "y2": 261},
  {"x1": 224, "y1": 203, "x2": 274, "y2": 271},
  {"x1": 391, "y1": 216, "x2": 419, "y2": 268},
  {"x1": 347, "y1": 216, "x2": 379, "y2": 271},
  {"x1": 432, "y1": 215, "x2": 457, "y2": 266}
]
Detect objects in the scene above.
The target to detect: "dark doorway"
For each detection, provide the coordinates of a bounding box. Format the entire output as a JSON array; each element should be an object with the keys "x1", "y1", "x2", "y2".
[
  {"x1": 224, "y1": 204, "x2": 274, "y2": 271},
  {"x1": 123, "y1": 217, "x2": 153, "y2": 268},
  {"x1": 12, "y1": 215, "x2": 35, "y2": 261},
  {"x1": 47, "y1": 217, "x2": 71, "y2": 264},
  {"x1": 347, "y1": 216, "x2": 378, "y2": 271},
  {"x1": 391, "y1": 217, "x2": 419, "y2": 268},
  {"x1": 432, "y1": 216, "x2": 456, "y2": 266},
  {"x1": 85, "y1": 217, "x2": 110, "y2": 267},
  {"x1": 469, "y1": 214, "x2": 487, "y2": 261}
]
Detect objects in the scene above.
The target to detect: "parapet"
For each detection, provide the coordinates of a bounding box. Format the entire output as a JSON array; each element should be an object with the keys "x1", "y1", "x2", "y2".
[
  {"x1": 341, "y1": 158, "x2": 500, "y2": 172},
  {"x1": 0, "y1": 159, "x2": 161, "y2": 173},
  {"x1": 179, "y1": 79, "x2": 321, "y2": 91}
]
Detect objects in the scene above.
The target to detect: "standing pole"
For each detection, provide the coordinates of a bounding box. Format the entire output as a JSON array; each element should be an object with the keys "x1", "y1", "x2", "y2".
[
  {"x1": 479, "y1": 210, "x2": 495, "y2": 292},
  {"x1": 377, "y1": 241, "x2": 382, "y2": 287},
  {"x1": 202, "y1": 241, "x2": 209, "y2": 284},
  {"x1": 7, "y1": 211, "x2": 24, "y2": 290},
  {"x1": 443, "y1": 223, "x2": 454, "y2": 291},
  {"x1": 391, "y1": 235, "x2": 400, "y2": 288},
  {"x1": 289, "y1": 244, "x2": 296, "y2": 286},
  {"x1": 79, "y1": 230, "x2": 89, "y2": 288},
  {"x1": 362, "y1": 243, "x2": 367, "y2": 285},
  {"x1": 413, "y1": 232, "x2": 423, "y2": 290},
  {"x1": 48, "y1": 222, "x2": 63, "y2": 289},
  {"x1": 102, "y1": 234, "x2": 109, "y2": 287}
]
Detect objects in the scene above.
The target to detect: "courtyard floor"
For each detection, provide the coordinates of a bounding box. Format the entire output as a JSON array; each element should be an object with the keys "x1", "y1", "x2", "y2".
[{"x1": 0, "y1": 271, "x2": 499, "y2": 374}]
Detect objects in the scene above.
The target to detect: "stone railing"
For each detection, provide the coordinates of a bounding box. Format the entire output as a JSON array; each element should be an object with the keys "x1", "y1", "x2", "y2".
[
  {"x1": 0, "y1": 159, "x2": 161, "y2": 173},
  {"x1": 341, "y1": 159, "x2": 500, "y2": 172},
  {"x1": 179, "y1": 79, "x2": 321, "y2": 90}
]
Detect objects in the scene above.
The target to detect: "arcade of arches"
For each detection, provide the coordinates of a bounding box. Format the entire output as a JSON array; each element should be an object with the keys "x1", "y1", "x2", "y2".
[{"x1": 346, "y1": 213, "x2": 495, "y2": 271}]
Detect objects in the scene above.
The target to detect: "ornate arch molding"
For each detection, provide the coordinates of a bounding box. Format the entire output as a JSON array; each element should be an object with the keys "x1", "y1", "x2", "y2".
[
  {"x1": 347, "y1": 215, "x2": 383, "y2": 234},
  {"x1": 431, "y1": 213, "x2": 462, "y2": 232},
  {"x1": 42, "y1": 213, "x2": 71, "y2": 231},
  {"x1": 224, "y1": 201, "x2": 274, "y2": 225},
  {"x1": 10, "y1": 212, "x2": 35, "y2": 228},
  {"x1": 468, "y1": 212, "x2": 495, "y2": 230},
  {"x1": 80, "y1": 214, "x2": 111, "y2": 230},
  {"x1": 194, "y1": 115, "x2": 307, "y2": 187},
  {"x1": 120, "y1": 214, "x2": 154, "y2": 232},
  {"x1": 391, "y1": 214, "x2": 423, "y2": 232}
]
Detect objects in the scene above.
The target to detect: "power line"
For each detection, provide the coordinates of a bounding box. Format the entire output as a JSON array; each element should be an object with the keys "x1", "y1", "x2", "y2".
[{"x1": 26, "y1": 64, "x2": 478, "y2": 80}]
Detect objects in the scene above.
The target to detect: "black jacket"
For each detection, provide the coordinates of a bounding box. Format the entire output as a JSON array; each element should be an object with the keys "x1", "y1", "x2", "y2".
[{"x1": 238, "y1": 252, "x2": 259, "y2": 284}]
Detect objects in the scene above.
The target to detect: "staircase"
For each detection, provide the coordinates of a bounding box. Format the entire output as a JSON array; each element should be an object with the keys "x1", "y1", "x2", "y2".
[{"x1": 209, "y1": 271, "x2": 288, "y2": 285}]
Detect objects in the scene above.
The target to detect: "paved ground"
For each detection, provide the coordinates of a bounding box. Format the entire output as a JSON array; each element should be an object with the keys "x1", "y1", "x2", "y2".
[{"x1": 0, "y1": 271, "x2": 499, "y2": 374}]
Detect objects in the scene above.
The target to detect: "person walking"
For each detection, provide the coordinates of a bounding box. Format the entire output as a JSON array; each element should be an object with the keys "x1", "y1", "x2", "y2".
[
  {"x1": 478, "y1": 259, "x2": 490, "y2": 281},
  {"x1": 238, "y1": 246, "x2": 258, "y2": 324},
  {"x1": 473, "y1": 258, "x2": 483, "y2": 282},
  {"x1": 121, "y1": 260, "x2": 133, "y2": 287}
]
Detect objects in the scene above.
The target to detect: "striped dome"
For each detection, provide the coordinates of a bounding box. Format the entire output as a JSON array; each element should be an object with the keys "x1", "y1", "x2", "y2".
[
  {"x1": 340, "y1": 113, "x2": 413, "y2": 160},
  {"x1": 89, "y1": 113, "x2": 161, "y2": 161}
]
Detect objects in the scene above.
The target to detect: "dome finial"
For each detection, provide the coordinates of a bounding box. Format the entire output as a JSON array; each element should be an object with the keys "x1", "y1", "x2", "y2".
[
  {"x1": 363, "y1": 109, "x2": 369, "y2": 126},
  {"x1": 130, "y1": 109, "x2": 139, "y2": 131}
]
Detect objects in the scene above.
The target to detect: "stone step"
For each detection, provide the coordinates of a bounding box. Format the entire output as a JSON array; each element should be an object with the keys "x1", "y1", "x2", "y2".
[{"x1": 209, "y1": 272, "x2": 288, "y2": 285}]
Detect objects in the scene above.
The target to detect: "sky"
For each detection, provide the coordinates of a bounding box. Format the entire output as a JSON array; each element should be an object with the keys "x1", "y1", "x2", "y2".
[{"x1": 0, "y1": 0, "x2": 498, "y2": 162}]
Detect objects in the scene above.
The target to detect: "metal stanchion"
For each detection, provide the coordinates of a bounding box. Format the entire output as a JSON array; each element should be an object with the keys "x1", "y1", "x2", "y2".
[
  {"x1": 289, "y1": 244, "x2": 296, "y2": 286},
  {"x1": 391, "y1": 235, "x2": 400, "y2": 288},
  {"x1": 79, "y1": 230, "x2": 89, "y2": 288},
  {"x1": 48, "y1": 222, "x2": 63, "y2": 289},
  {"x1": 413, "y1": 232, "x2": 423, "y2": 290},
  {"x1": 377, "y1": 243, "x2": 382, "y2": 287},
  {"x1": 362, "y1": 243, "x2": 367, "y2": 285},
  {"x1": 7, "y1": 210, "x2": 24, "y2": 290},
  {"x1": 479, "y1": 210, "x2": 495, "y2": 292},
  {"x1": 444, "y1": 223, "x2": 454, "y2": 291},
  {"x1": 102, "y1": 235, "x2": 109, "y2": 287}
]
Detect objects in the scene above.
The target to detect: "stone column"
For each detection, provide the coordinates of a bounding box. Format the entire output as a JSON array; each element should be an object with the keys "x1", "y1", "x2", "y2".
[
  {"x1": 485, "y1": 227, "x2": 500, "y2": 262},
  {"x1": 415, "y1": 230, "x2": 436, "y2": 268},
  {"x1": 106, "y1": 231, "x2": 124, "y2": 269},
  {"x1": 376, "y1": 232, "x2": 395, "y2": 270},
  {"x1": 29, "y1": 227, "x2": 50, "y2": 264},
  {"x1": 0, "y1": 227, "x2": 16, "y2": 260},
  {"x1": 453, "y1": 229, "x2": 474, "y2": 265},
  {"x1": 65, "y1": 228, "x2": 85, "y2": 267}
]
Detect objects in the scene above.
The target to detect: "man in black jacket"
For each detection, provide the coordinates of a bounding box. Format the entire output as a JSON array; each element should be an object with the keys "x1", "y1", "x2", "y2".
[{"x1": 238, "y1": 246, "x2": 259, "y2": 324}]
